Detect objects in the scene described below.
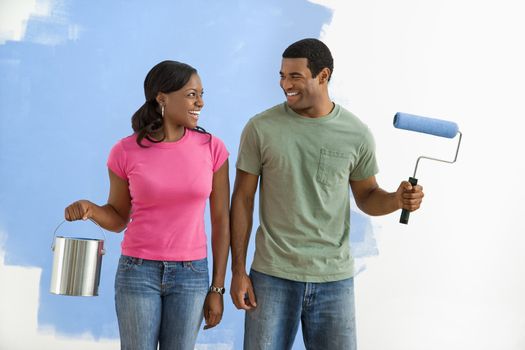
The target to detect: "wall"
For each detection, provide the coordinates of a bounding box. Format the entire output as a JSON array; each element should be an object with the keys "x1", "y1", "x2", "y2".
[{"x1": 1, "y1": 0, "x2": 524, "y2": 349}]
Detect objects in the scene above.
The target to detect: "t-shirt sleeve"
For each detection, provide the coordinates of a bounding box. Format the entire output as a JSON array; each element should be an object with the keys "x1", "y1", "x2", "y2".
[
  {"x1": 236, "y1": 119, "x2": 262, "y2": 175},
  {"x1": 211, "y1": 135, "x2": 230, "y2": 172},
  {"x1": 349, "y1": 127, "x2": 379, "y2": 181},
  {"x1": 107, "y1": 140, "x2": 128, "y2": 180}
]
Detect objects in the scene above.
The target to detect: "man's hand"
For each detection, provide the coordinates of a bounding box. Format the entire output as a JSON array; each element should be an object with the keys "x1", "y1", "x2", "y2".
[
  {"x1": 230, "y1": 271, "x2": 257, "y2": 310},
  {"x1": 396, "y1": 181, "x2": 424, "y2": 211}
]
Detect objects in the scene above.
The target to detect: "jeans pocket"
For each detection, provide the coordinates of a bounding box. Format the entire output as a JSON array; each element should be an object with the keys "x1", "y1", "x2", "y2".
[
  {"x1": 188, "y1": 258, "x2": 208, "y2": 273},
  {"x1": 316, "y1": 148, "x2": 350, "y2": 186},
  {"x1": 118, "y1": 255, "x2": 142, "y2": 272}
]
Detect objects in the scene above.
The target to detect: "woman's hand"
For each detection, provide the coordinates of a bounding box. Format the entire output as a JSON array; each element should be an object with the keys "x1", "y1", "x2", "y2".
[
  {"x1": 203, "y1": 292, "x2": 224, "y2": 330},
  {"x1": 64, "y1": 200, "x2": 95, "y2": 221}
]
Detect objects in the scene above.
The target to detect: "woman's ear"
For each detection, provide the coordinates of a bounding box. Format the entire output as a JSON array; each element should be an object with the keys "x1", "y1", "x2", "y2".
[{"x1": 156, "y1": 92, "x2": 166, "y2": 105}]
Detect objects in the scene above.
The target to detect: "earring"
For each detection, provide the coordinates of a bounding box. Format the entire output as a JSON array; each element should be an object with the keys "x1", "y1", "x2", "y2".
[{"x1": 161, "y1": 104, "x2": 165, "y2": 118}]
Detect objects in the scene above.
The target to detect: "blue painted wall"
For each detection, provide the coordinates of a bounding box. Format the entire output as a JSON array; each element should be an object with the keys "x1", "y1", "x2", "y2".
[{"x1": 1, "y1": 1, "x2": 375, "y2": 348}]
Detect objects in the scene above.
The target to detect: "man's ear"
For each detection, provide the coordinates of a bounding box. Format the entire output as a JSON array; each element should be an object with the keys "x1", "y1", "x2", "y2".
[{"x1": 318, "y1": 67, "x2": 331, "y2": 84}]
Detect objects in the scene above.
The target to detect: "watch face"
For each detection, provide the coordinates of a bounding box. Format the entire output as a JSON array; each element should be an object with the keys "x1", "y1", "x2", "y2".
[{"x1": 210, "y1": 286, "x2": 225, "y2": 294}]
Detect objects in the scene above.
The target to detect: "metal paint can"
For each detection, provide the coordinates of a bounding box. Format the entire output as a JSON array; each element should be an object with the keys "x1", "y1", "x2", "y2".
[{"x1": 50, "y1": 220, "x2": 106, "y2": 296}]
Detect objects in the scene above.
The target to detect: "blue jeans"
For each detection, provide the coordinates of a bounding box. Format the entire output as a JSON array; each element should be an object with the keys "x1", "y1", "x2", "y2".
[
  {"x1": 115, "y1": 255, "x2": 209, "y2": 350},
  {"x1": 245, "y1": 269, "x2": 356, "y2": 350}
]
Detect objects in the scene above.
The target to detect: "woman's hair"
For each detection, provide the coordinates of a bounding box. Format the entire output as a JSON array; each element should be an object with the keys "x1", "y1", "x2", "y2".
[
  {"x1": 131, "y1": 60, "x2": 207, "y2": 147},
  {"x1": 282, "y1": 38, "x2": 334, "y2": 81}
]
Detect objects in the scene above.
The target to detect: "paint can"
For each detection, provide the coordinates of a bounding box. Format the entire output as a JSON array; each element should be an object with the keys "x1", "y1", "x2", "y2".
[{"x1": 50, "y1": 219, "x2": 106, "y2": 296}]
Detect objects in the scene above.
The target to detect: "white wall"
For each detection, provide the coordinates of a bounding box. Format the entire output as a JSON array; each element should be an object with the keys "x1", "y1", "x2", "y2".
[{"x1": 315, "y1": 1, "x2": 525, "y2": 349}]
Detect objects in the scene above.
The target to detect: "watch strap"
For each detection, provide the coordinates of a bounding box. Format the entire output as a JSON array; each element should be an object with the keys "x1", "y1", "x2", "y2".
[{"x1": 209, "y1": 285, "x2": 225, "y2": 295}]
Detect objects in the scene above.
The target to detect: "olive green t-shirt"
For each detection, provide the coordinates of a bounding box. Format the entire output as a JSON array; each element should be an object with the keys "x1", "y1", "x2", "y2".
[{"x1": 236, "y1": 103, "x2": 379, "y2": 282}]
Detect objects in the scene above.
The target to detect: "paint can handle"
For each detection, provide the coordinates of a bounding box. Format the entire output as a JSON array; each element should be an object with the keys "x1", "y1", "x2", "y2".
[{"x1": 51, "y1": 219, "x2": 106, "y2": 251}]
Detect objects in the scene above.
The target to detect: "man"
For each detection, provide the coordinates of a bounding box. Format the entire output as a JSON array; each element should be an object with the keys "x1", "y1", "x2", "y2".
[{"x1": 230, "y1": 38, "x2": 424, "y2": 349}]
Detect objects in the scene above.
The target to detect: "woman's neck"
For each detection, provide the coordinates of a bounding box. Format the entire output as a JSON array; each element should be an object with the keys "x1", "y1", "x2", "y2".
[{"x1": 151, "y1": 123, "x2": 185, "y2": 142}]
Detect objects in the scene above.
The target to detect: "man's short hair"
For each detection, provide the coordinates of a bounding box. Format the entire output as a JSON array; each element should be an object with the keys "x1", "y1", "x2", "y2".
[{"x1": 282, "y1": 38, "x2": 334, "y2": 81}]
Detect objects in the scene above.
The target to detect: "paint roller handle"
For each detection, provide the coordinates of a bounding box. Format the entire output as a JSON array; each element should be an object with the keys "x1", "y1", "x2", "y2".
[{"x1": 399, "y1": 177, "x2": 418, "y2": 224}]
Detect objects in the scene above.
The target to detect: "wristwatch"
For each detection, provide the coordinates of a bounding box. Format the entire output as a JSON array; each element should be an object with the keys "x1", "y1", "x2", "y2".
[{"x1": 209, "y1": 285, "x2": 226, "y2": 295}]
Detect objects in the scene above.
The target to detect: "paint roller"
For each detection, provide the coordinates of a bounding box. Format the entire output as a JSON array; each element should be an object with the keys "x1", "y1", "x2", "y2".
[{"x1": 393, "y1": 112, "x2": 463, "y2": 224}]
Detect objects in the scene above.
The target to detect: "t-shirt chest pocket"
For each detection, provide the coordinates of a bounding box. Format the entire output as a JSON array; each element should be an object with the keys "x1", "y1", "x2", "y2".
[{"x1": 316, "y1": 148, "x2": 351, "y2": 186}]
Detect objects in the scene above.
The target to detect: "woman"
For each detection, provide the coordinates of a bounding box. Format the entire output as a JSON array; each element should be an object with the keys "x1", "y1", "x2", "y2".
[{"x1": 64, "y1": 60, "x2": 230, "y2": 350}]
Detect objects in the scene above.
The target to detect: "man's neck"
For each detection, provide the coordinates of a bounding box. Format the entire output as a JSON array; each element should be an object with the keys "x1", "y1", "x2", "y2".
[{"x1": 291, "y1": 99, "x2": 334, "y2": 118}]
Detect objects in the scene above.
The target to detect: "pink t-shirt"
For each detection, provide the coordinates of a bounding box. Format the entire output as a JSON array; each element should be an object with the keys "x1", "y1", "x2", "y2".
[{"x1": 107, "y1": 130, "x2": 229, "y2": 261}]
